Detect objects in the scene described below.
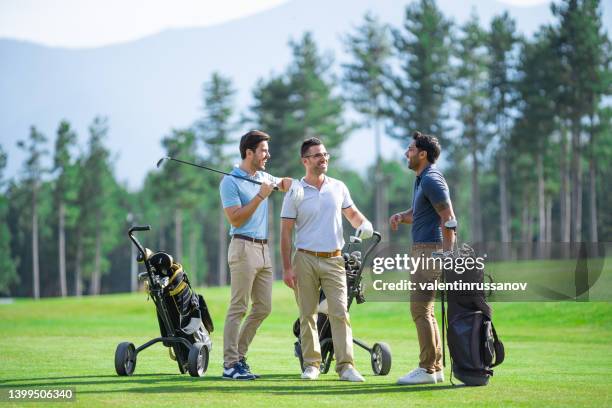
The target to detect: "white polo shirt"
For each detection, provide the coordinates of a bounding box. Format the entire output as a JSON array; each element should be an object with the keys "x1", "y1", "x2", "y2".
[{"x1": 280, "y1": 176, "x2": 354, "y2": 252}]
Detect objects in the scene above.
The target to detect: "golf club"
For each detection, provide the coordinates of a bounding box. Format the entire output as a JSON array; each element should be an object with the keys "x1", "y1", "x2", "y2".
[{"x1": 156, "y1": 156, "x2": 279, "y2": 190}]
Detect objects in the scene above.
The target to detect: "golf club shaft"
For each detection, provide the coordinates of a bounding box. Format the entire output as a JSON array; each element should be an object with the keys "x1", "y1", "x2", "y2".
[{"x1": 160, "y1": 157, "x2": 279, "y2": 190}]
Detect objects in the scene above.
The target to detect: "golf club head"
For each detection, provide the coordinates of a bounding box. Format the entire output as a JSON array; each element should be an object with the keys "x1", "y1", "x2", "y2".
[
  {"x1": 350, "y1": 235, "x2": 362, "y2": 244},
  {"x1": 156, "y1": 156, "x2": 170, "y2": 168}
]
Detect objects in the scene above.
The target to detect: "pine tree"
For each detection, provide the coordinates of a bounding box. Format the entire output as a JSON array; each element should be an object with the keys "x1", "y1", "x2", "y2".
[
  {"x1": 0, "y1": 145, "x2": 19, "y2": 294},
  {"x1": 487, "y1": 12, "x2": 519, "y2": 244},
  {"x1": 454, "y1": 13, "x2": 489, "y2": 243},
  {"x1": 17, "y1": 126, "x2": 48, "y2": 298},
  {"x1": 52, "y1": 120, "x2": 79, "y2": 296},
  {"x1": 386, "y1": 0, "x2": 453, "y2": 143},
  {"x1": 196, "y1": 72, "x2": 236, "y2": 286},
  {"x1": 342, "y1": 12, "x2": 392, "y2": 240}
]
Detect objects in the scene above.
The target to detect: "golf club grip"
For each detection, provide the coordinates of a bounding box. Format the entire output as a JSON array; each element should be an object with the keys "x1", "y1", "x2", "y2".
[
  {"x1": 129, "y1": 225, "x2": 151, "y2": 233},
  {"x1": 231, "y1": 174, "x2": 279, "y2": 190}
]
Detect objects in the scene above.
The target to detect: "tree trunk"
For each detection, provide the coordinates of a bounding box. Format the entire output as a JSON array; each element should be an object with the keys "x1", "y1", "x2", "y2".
[
  {"x1": 560, "y1": 128, "x2": 571, "y2": 242},
  {"x1": 89, "y1": 230, "x2": 102, "y2": 295},
  {"x1": 373, "y1": 119, "x2": 389, "y2": 242},
  {"x1": 537, "y1": 153, "x2": 546, "y2": 242},
  {"x1": 75, "y1": 227, "x2": 83, "y2": 296},
  {"x1": 174, "y1": 208, "x2": 183, "y2": 262},
  {"x1": 217, "y1": 207, "x2": 227, "y2": 286},
  {"x1": 499, "y1": 154, "x2": 510, "y2": 242},
  {"x1": 189, "y1": 225, "x2": 197, "y2": 286},
  {"x1": 470, "y1": 145, "x2": 482, "y2": 243},
  {"x1": 58, "y1": 202, "x2": 67, "y2": 297},
  {"x1": 32, "y1": 188, "x2": 40, "y2": 299},
  {"x1": 589, "y1": 133, "x2": 598, "y2": 243},
  {"x1": 570, "y1": 120, "x2": 582, "y2": 242}
]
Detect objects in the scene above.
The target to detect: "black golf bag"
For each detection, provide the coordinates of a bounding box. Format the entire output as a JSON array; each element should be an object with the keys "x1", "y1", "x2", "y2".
[
  {"x1": 115, "y1": 225, "x2": 213, "y2": 377},
  {"x1": 292, "y1": 232, "x2": 392, "y2": 376},
  {"x1": 441, "y1": 244, "x2": 505, "y2": 386}
]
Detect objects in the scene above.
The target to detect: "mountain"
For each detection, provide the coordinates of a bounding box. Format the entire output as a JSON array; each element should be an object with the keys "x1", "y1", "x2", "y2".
[{"x1": 1, "y1": 0, "x2": 606, "y2": 189}]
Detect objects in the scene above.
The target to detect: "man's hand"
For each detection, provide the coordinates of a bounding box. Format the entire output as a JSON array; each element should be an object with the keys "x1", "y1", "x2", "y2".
[
  {"x1": 356, "y1": 219, "x2": 374, "y2": 240},
  {"x1": 283, "y1": 267, "x2": 297, "y2": 289},
  {"x1": 287, "y1": 179, "x2": 304, "y2": 205},
  {"x1": 390, "y1": 213, "x2": 402, "y2": 231},
  {"x1": 258, "y1": 180, "x2": 275, "y2": 199}
]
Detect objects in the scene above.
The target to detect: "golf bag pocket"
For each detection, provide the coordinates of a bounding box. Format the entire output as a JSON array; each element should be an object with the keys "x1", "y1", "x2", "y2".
[{"x1": 447, "y1": 310, "x2": 504, "y2": 386}]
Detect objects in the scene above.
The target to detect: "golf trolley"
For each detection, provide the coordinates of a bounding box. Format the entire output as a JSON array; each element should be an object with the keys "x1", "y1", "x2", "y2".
[
  {"x1": 114, "y1": 225, "x2": 213, "y2": 377},
  {"x1": 293, "y1": 231, "x2": 392, "y2": 376}
]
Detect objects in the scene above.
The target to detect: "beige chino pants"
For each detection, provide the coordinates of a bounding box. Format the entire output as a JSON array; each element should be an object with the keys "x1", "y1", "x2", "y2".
[
  {"x1": 294, "y1": 251, "x2": 354, "y2": 374},
  {"x1": 223, "y1": 238, "x2": 273, "y2": 367},
  {"x1": 410, "y1": 243, "x2": 443, "y2": 373}
]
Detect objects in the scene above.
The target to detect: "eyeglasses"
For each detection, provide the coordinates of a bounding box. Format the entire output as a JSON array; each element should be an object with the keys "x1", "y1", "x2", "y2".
[{"x1": 302, "y1": 152, "x2": 330, "y2": 160}]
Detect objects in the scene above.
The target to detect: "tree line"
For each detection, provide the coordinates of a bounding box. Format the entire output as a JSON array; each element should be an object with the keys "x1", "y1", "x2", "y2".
[{"x1": 0, "y1": 0, "x2": 609, "y2": 298}]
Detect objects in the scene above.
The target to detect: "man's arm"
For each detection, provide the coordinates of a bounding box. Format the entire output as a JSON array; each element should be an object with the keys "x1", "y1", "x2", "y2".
[
  {"x1": 223, "y1": 181, "x2": 274, "y2": 228},
  {"x1": 433, "y1": 201, "x2": 456, "y2": 252},
  {"x1": 390, "y1": 208, "x2": 413, "y2": 231},
  {"x1": 342, "y1": 205, "x2": 367, "y2": 229},
  {"x1": 280, "y1": 218, "x2": 297, "y2": 289}
]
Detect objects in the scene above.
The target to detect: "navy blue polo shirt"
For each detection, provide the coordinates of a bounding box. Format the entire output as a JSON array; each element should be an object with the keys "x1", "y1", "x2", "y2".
[{"x1": 411, "y1": 164, "x2": 450, "y2": 243}]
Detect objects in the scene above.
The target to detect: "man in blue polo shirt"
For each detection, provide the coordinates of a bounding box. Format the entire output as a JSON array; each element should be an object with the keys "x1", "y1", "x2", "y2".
[
  {"x1": 389, "y1": 131, "x2": 456, "y2": 385},
  {"x1": 219, "y1": 130, "x2": 303, "y2": 380}
]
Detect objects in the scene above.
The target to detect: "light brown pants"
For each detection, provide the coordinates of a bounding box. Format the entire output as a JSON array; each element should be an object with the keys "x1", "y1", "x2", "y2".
[
  {"x1": 223, "y1": 238, "x2": 273, "y2": 367},
  {"x1": 410, "y1": 243, "x2": 443, "y2": 373},
  {"x1": 294, "y1": 251, "x2": 354, "y2": 375}
]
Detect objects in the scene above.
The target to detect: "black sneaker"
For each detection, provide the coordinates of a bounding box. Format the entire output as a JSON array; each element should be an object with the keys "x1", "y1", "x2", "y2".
[{"x1": 240, "y1": 358, "x2": 260, "y2": 379}]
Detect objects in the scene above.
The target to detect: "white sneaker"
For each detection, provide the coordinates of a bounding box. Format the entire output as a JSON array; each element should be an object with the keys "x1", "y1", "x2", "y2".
[
  {"x1": 301, "y1": 365, "x2": 320, "y2": 380},
  {"x1": 397, "y1": 367, "x2": 436, "y2": 385},
  {"x1": 340, "y1": 367, "x2": 365, "y2": 382},
  {"x1": 435, "y1": 369, "x2": 444, "y2": 383}
]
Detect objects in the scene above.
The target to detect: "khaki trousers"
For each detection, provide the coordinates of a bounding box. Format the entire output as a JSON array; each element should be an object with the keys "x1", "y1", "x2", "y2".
[
  {"x1": 410, "y1": 243, "x2": 443, "y2": 373},
  {"x1": 223, "y1": 238, "x2": 273, "y2": 367},
  {"x1": 294, "y1": 251, "x2": 354, "y2": 374}
]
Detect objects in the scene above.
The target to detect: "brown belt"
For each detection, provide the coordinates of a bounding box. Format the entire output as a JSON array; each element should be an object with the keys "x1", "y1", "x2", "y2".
[
  {"x1": 233, "y1": 234, "x2": 268, "y2": 244},
  {"x1": 298, "y1": 248, "x2": 342, "y2": 258}
]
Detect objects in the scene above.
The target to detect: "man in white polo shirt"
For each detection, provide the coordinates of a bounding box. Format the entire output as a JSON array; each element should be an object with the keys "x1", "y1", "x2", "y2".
[{"x1": 280, "y1": 137, "x2": 374, "y2": 382}]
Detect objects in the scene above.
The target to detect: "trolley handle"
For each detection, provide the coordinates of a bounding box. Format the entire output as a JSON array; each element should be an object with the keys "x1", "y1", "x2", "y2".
[{"x1": 128, "y1": 225, "x2": 151, "y2": 261}]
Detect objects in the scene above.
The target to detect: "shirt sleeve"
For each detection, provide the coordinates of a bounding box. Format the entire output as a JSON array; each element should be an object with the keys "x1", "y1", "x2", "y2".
[
  {"x1": 280, "y1": 189, "x2": 297, "y2": 219},
  {"x1": 341, "y1": 182, "x2": 354, "y2": 209},
  {"x1": 219, "y1": 176, "x2": 241, "y2": 208},
  {"x1": 421, "y1": 173, "x2": 450, "y2": 206}
]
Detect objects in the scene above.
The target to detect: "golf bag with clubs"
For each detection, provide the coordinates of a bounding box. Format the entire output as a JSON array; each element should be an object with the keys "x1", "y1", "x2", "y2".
[
  {"x1": 114, "y1": 225, "x2": 214, "y2": 377},
  {"x1": 292, "y1": 232, "x2": 392, "y2": 376},
  {"x1": 437, "y1": 223, "x2": 505, "y2": 386}
]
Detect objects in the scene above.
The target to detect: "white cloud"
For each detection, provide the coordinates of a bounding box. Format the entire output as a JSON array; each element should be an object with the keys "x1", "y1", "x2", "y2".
[{"x1": 0, "y1": 0, "x2": 288, "y2": 48}]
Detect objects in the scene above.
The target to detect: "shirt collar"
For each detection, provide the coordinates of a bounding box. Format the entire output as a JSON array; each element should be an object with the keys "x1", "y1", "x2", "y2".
[{"x1": 300, "y1": 175, "x2": 329, "y2": 189}]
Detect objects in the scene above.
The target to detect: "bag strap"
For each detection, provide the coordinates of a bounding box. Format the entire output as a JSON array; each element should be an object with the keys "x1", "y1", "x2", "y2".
[{"x1": 490, "y1": 323, "x2": 505, "y2": 367}]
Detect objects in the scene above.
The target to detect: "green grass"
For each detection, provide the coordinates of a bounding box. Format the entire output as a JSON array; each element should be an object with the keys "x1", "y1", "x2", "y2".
[{"x1": 0, "y1": 283, "x2": 611, "y2": 407}]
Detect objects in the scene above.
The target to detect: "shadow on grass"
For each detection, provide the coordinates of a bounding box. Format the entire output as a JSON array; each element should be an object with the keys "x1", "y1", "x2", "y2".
[{"x1": 0, "y1": 373, "x2": 463, "y2": 396}]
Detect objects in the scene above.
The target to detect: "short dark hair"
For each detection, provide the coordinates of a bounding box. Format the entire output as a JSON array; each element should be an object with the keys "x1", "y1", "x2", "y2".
[
  {"x1": 239, "y1": 130, "x2": 270, "y2": 159},
  {"x1": 300, "y1": 137, "x2": 323, "y2": 157},
  {"x1": 413, "y1": 131, "x2": 441, "y2": 163}
]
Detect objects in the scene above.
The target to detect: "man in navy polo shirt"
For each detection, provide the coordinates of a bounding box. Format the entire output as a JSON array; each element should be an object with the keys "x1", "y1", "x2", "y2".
[
  {"x1": 390, "y1": 131, "x2": 456, "y2": 385},
  {"x1": 219, "y1": 130, "x2": 303, "y2": 380}
]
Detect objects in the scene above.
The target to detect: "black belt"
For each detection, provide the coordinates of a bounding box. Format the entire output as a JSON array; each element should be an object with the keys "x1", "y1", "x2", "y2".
[{"x1": 233, "y1": 234, "x2": 268, "y2": 244}]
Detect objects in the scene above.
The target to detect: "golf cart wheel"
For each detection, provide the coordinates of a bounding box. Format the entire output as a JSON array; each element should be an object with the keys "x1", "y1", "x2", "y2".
[
  {"x1": 187, "y1": 342, "x2": 209, "y2": 377},
  {"x1": 294, "y1": 342, "x2": 305, "y2": 372},
  {"x1": 371, "y1": 342, "x2": 392, "y2": 376},
  {"x1": 115, "y1": 342, "x2": 137, "y2": 376}
]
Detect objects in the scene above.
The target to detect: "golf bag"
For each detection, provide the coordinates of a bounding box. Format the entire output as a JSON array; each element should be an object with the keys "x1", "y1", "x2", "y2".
[
  {"x1": 292, "y1": 232, "x2": 392, "y2": 376},
  {"x1": 115, "y1": 225, "x2": 213, "y2": 377},
  {"x1": 441, "y1": 244, "x2": 505, "y2": 386}
]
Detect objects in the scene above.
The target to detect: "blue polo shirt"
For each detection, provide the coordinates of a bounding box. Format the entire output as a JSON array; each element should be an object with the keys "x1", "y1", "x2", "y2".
[
  {"x1": 411, "y1": 164, "x2": 450, "y2": 243},
  {"x1": 219, "y1": 166, "x2": 280, "y2": 239}
]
